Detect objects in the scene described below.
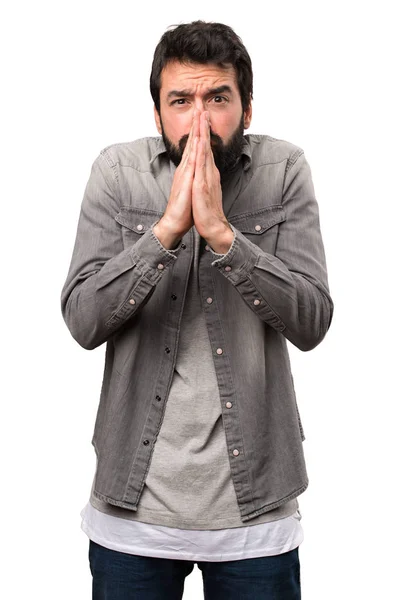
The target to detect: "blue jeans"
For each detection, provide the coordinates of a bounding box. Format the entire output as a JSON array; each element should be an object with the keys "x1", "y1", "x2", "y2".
[{"x1": 89, "y1": 540, "x2": 301, "y2": 599}]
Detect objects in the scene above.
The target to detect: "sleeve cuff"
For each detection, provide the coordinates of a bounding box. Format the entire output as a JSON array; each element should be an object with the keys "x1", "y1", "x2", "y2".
[
  {"x1": 209, "y1": 223, "x2": 236, "y2": 259},
  {"x1": 129, "y1": 222, "x2": 181, "y2": 284},
  {"x1": 150, "y1": 221, "x2": 182, "y2": 255},
  {"x1": 211, "y1": 225, "x2": 260, "y2": 284}
]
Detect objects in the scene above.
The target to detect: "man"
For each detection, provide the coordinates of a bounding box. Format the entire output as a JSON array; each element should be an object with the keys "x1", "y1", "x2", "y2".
[{"x1": 61, "y1": 20, "x2": 333, "y2": 599}]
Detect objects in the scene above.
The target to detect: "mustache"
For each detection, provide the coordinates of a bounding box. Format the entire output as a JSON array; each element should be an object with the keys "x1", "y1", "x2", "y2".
[{"x1": 178, "y1": 130, "x2": 223, "y2": 153}]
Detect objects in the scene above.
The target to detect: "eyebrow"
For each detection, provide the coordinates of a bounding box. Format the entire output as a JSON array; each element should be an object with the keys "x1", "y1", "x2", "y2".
[{"x1": 166, "y1": 85, "x2": 233, "y2": 100}]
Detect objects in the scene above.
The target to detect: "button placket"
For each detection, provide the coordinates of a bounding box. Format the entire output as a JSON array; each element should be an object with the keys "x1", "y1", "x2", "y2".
[
  {"x1": 197, "y1": 240, "x2": 250, "y2": 502},
  {"x1": 123, "y1": 229, "x2": 196, "y2": 508}
]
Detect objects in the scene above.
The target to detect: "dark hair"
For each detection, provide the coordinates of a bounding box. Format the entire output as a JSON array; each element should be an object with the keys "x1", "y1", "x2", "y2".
[{"x1": 150, "y1": 21, "x2": 253, "y2": 114}]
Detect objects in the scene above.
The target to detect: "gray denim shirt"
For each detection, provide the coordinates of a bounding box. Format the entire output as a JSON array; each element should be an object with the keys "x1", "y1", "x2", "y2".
[{"x1": 61, "y1": 134, "x2": 333, "y2": 523}]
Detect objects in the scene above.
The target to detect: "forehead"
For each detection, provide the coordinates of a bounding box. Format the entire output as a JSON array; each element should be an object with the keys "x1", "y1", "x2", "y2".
[{"x1": 160, "y1": 60, "x2": 239, "y2": 95}]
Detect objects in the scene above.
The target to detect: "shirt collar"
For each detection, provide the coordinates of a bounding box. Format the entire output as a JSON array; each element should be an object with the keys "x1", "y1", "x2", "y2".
[
  {"x1": 241, "y1": 136, "x2": 252, "y2": 171},
  {"x1": 149, "y1": 137, "x2": 168, "y2": 165}
]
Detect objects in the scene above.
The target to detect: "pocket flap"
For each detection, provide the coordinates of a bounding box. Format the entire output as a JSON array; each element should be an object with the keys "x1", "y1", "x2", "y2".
[
  {"x1": 115, "y1": 207, "x2": 164, "y2": 233},
  {"x1": 229, "y1": 205, "x2": 286, "y2": 234}
]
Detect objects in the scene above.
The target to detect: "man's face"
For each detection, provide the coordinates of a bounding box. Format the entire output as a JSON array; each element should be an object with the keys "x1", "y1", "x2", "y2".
[{"x1": 154, "y1": 60, "x2": 252, "y2": 173}]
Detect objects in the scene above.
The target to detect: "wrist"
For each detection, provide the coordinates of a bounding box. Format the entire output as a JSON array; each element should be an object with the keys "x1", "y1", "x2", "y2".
[
  {"x1": 153, "y1": 218, "x2": 183, "y2": 250},
  {"x1": 205, "y1": 222, "x2": 234, "y2": 254}
]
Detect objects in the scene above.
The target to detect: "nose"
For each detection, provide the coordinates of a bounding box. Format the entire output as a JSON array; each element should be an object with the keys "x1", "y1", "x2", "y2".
[
  {"x1": 193, "y1": 97, "x2": 209, "y2": 115},
  {"x1": 192, "y1": 104, "x2": 212, "y2": 134}
]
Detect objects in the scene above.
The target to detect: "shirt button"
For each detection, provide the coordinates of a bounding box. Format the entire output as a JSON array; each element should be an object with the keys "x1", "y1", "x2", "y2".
[
  {"x1": 137, "y1": 224, "x2": 144, "y2": 231},
  {"x1": 156, "y1": 395, "x2": 161, "y2": 401},
  {"x1": 205, "y1": 245, "x2": 210, "y2": 251},
  {"x1": 165, "y1": 347, "x2": 171, "y2": 354},
  {"x1": 181, "y1": 243, "x2": 186, "y2": 249},
  {"x1": 157, "y1": 263, "x2": 164, "y2": 270},
  {"x1": 226, "y1": 402, "x2": 232, "y2": 409},
  {"x1": 129, "y1": 298, "x2": 135, "y2": 305},
  {"x1": 233, "y1": 449, "x2": 240, "y2": 456},
  {"x1": 143, "y1": 439, "x2": 150, "y2": 446},
  {"x1": 216, "y1": 348, "x2": 223, "y2": 355},
  {"x1": 253, "y1": 299, "x2": 261, "y2": 306},
  {"x1": 206, "y1": 297, "x2": 213, "y2": 304},
  {"x1": 255, "y1": 225, "x2": 262, "y2": 232},
  {"x1": 171, "y1": 294, "x2": 177, "y2": 300},
  {"x1": 224, "y1": 265, "x2": 232, "y2": 272}
]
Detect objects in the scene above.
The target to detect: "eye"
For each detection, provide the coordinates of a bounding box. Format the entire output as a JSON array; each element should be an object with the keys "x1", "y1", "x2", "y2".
[
  {"x1": 211, "y1": 96, "x2": 228, "y2": 104},
  {"x1": 171, "y1": 98, "x2": 187, "y2": 106}
]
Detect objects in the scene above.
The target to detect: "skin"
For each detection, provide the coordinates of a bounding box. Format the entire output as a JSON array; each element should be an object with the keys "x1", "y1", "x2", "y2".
[{"x1": 153, "y1": 60, "x2": 252, "y2": 253}]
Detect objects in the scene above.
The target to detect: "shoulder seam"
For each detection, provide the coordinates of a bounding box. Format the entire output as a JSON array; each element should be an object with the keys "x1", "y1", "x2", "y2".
[
  {"x1": 100, "y1": 148, "x2": 119, "y2": 184},
  {"x1": 99, "y1": 137, "x2": 163, "y2": 178},
  {"x1": 284, "y1": 148, "x2": 304, "y2": 176}
]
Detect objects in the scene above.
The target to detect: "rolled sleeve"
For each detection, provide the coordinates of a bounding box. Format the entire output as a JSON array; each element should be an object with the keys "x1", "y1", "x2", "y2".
[
  {"x1": 210, "y1": 226, "x2": 258, "y2": 284},
  {"x1": 211, "y1": 151, "x2": 334, "y2": 351},
  {"x1": 129, "y1": 223, "x2": 180, "y2": 285},
  {"x1": 61, "y1": 152, "x2": 177, "y2": 350}
]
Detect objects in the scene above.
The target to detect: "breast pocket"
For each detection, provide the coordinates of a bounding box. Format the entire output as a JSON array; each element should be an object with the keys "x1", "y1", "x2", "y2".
[
  {"x1": 229, "y1": 205, "x2": 286, "y2": 254},
  {"x1": 115, "y1": 207, "x2": 164, "y2": 249}
]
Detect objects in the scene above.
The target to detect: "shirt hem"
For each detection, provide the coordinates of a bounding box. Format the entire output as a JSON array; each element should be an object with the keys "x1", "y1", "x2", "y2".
[{"x1": 81, "y1": 520, "x2": 304, "y2": 562}]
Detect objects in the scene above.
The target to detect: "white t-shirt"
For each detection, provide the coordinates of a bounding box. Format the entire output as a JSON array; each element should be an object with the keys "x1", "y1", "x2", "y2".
[{"x1": 81, "y1": 502, "x2": 303, "y2": 562}]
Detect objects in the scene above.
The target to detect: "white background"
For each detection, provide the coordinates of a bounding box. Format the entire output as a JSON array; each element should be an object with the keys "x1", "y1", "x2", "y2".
[{"x1": 1, "y1": 1, "x2": 399, "y2": 598}]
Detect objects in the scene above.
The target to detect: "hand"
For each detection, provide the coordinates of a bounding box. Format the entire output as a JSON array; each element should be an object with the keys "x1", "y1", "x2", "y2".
[
  {"x1": 153, "y1": 110, "x2": 200, "y2": 249},
  {"x1": 192, "y1": 111, "x2": 234, "y2": 253}
]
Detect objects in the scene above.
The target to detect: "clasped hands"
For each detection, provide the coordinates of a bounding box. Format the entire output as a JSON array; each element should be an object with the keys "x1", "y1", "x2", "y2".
[{"x1": 154, "y1": 109, "x2": 234, "y2": 254}]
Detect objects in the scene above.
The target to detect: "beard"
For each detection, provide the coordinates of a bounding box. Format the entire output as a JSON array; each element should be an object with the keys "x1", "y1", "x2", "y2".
[{"x1": 160, "y1": 114, "x2": 245, "y2": 174}]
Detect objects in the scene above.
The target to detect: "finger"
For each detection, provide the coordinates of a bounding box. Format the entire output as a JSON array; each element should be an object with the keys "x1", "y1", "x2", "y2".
[
  {"x1": 193, "y1": 109, "x2": 200, "y2": 140},
  {"x1": 180, "y1": 135, "x2": 198, "y2": 188},
  {"x1": 180, "y1": 109, "x2": 198, "y2": 165},
  {"x1": 185, "y1": 112, "x2": 199, "y2": 169},
  {"x1": 189, "y1": 135, "x2": 198, "y2": 172},
  {"x1": 194, "y1": 136, "x2": 206, "y2": 184},
  {"x1": 202, "y1": 112, "x2": 216, "y2": 180},
  {"x1": 204, "y1": 111, "x2": 211, "y2": 146},
  {"x1": 200, "y1": 110, "x2": 211, "y2": 160},
  {"x1": 199, "y1": 111, "x2": 207, "y2": 143},
  {"x1": 188, "y1": 108, "x2": 198, "y2": 144},
  {"x1": 182, "y1": 113, "x2": 199, "y2": 169},
  {"x1": 173, "y1": 135, "x2": 197, "y2": 205},
  {"x1": 198, "y1": 111, "x2": 208, "y2": 162}
]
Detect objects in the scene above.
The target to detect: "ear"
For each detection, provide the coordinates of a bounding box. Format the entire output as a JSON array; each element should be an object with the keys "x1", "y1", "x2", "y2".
[
  {"x1": 243, "y1": 101, "x2": 252, "y2": 130},
  {"x1": 154, "y1": 105, "x2": 162, "y2": 135}
]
